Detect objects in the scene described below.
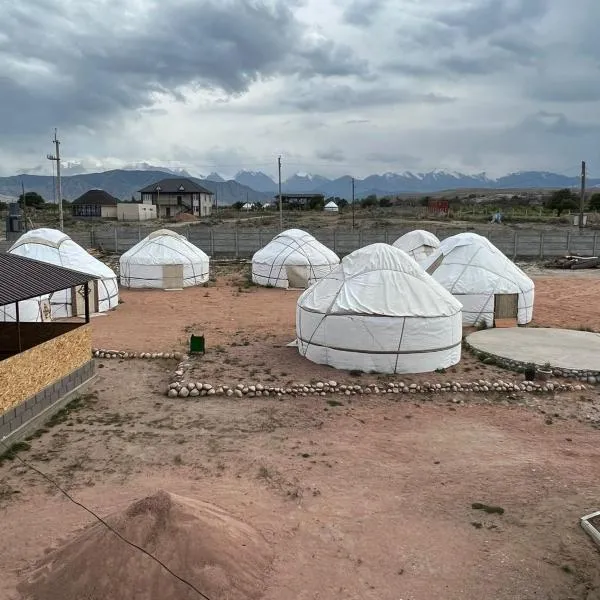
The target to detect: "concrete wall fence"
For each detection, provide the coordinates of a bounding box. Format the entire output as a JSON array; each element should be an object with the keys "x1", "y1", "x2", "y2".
[
  {"x1": 0, "y1": 360, "x2": 95, "y2": 443},
  {"x1": 3, "y1": 225, "x2": 600, "y2": 259}
]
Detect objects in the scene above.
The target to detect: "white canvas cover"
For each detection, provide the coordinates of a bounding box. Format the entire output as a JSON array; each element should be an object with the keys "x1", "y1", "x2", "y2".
[
  {"x1": 252, "y1": 228, "x2": 339, "y2": 289},
  {"x1": 324, "y1": 201, "x2": 339, "y2": 212},
  {"x1": 1, "y1": 228, "x2": 118, "y2": 322},
  {"x1": 119, "y1": 229, "x2": 209, "y2": 289},
  {"x1": 392, "y1": 230, "x2": 440, "y2": 263},
  {"x1": 422, "y1": 232, "x2": 534, "y2": 326},
  {"x1": 296, "y1": 243, "x2": 462, "y2": 374}
]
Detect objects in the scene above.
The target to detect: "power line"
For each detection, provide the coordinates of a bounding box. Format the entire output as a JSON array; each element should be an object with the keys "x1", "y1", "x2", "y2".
[{"x1": 1, "y1": 441, "x2": 214, "y2": 600}]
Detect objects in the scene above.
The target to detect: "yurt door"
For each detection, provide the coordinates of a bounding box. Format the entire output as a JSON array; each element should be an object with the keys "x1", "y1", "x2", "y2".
[
  {"x1": 72, "y1": 281, "x2": 99, "y2": 316},
  {"x1": 286, "y1": 265, "x2": 309, "y2": 289},
  {"x1": 494, "y1": 293, "x2": 519, "y2": 326},
  {"x1": 162, "y1": 264, "x2": 184, "y2": 289}
]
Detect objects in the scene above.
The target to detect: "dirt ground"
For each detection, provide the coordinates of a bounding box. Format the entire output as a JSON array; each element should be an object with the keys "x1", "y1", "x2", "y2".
[{"x1": 1, "y1": 266, "x2": 600, "y2": 600}]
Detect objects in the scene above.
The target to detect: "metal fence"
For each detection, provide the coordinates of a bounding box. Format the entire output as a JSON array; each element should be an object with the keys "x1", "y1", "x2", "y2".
[{"x1": 3, "y1": 225, "x2": 600, "y2": 259}]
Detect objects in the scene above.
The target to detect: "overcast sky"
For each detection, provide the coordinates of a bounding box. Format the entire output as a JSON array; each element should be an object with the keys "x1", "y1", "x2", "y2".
[{"x1": 1, "y1": 0, "x2": 599, "y2": 179}]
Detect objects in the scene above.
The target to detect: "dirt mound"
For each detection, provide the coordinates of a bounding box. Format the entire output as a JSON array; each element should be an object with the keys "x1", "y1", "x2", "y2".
[{"x1": 18, "y1": 490, "x2": 273, "y2": 600}]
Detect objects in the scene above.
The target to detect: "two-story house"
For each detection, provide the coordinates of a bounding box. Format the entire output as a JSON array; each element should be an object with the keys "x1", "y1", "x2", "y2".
[{"x1": 138, "y1": 178, "x2": 214, "y2": 219}]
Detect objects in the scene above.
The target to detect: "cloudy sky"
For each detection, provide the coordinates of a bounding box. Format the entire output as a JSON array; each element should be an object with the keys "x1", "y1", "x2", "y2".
[{"x1": 1, "y1": 0, "x2": 599, "y2": 179}]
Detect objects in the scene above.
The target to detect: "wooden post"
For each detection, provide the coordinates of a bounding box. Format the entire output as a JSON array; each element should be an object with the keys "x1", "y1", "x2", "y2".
[
  {"x1": 210, "y1": 228, "x2": 215, "y2": 257},
  {"x1": 114, "y1": 227, "x2": 118, "y2": 253},
  {"x1": 566, "y1": 231, "x2": 571, "y2": 255},
  {"x1": 84, "y1": 281, "x2": 90, "y2": 323},
  {"x1": 513, "y1": 231, "x2": 518, "y2": 260},
  {"x1": 539, "y1": 232, "x2": 544, "y2": 259},
  {"x1": 15, "y1": 302, "x2": 21, "y2": 353},
  {"x1": 234, "y1": 229, "x2": 239, "y2": 258},
  {"x1": 594, "y1": 232, "x2": 598, "y2": 257}
]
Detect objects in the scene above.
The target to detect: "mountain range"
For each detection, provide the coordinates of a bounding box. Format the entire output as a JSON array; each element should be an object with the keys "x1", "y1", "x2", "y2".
[{"x1": 0, "y1": 166, "x2": 597, "y2": 205}]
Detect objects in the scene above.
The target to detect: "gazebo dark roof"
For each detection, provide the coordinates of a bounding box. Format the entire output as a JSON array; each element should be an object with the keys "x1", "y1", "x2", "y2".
[
  {"x1": 0, "y1": 253, "x2": 98, "y2": 307},
  {"x1": 138, "y1": 178, "x2": 213, "y2": 195},
  {"x1": 72, "y1": 189, "x2": 119, "y2": 206}
]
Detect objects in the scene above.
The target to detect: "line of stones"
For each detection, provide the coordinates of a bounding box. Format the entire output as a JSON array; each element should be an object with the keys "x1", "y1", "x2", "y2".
[
  {"x1": 92, "y1": 348, "x2": 185, "y2": 360},
  {"x1": 464, "y1": 342, "x2": 600, "y2": 385},
  {"x1": 166, "y1": 378, "x2": 586, "y2": 398}
]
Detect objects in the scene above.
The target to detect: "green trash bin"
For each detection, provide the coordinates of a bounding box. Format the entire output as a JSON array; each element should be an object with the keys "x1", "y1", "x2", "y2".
[{"x1": 189, "y1": 335, "x2": 205, "y2": 354}]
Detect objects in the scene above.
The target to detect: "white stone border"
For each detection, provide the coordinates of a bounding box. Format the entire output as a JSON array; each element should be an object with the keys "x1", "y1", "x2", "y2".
[
  {"x1": 165, "y1": 378, "x2": 585, "y2": 398},
  {"x1": 92, "y1": 348, "x2": 184, "y2": 360}
]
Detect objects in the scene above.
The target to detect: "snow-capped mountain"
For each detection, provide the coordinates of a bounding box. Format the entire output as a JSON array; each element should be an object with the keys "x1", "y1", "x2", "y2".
[
  {"x1": 234, "y1": 170, "x2": 277, "y2": 193},
  {"x1": 123, "y1": 162, "x2": 194, "y2": 178},
  {"x1": 203, "y1": 172, "x2": 225, "y2": 182},
  {"x1": 282, "y1": 173, "x2": 332, "y2": 193}
]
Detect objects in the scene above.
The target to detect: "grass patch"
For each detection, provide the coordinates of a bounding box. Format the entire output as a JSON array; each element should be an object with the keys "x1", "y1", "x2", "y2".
[
  {"x1": 326, "y1": 400, "x2": 343, "y2": 407},
  {"x1": 46, "y1": 392, "x2": 97, "y2": 429},
  {"x1": 471, "y1": 502, "x2": 505, "y2": 515},
  {"x1": 0, "y1": 441, "x2": 31, "y2": 466}
]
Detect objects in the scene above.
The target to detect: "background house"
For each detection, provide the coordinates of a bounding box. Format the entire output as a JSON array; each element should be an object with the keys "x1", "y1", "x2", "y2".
[
  {"x1": 278, "y1": 193, "x2": 325, "y2": 210},
  {"x1": 72, "y1": 189, "x2": 119, "y2": 218},
  {"x1": 138, "y1": 178, "x2": 213, "y2": 219},
  {"x1": 117, "y1": 203, "x2": 157, "y2": 221}
]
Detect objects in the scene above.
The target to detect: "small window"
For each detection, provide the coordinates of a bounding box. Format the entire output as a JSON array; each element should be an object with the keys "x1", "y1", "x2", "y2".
[{"x1": 177, "y1": 195, "x2": 182, "y2": 205}]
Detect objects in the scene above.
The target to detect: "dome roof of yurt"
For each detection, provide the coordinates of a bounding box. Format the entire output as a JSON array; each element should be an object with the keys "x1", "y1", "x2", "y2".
[
  {"x1": 9, "y1": 228, "x2": 116, "y2": 280},
  {"x1": 296, "y1": 243, "x2": 462, "y2": 373},
  {"x1": 392, "y1": 230, "x2": 440, "y2": 261},
  {"x1": 120, "y1": 229, "x2": 208, "y2": 266}
]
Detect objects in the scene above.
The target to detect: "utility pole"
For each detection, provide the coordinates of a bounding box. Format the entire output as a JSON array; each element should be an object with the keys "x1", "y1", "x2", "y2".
[
  {"x1": 351, "y1": 177, "x2": 355, "y2": 230},
  {"x1": 579, "y1": 160, "x2": 586, "y2": 230},
  {"x1": 46, "y1": 128, "x2": 63, "y2": 231},
  {"x1": 20, "y1": 180, "x2": 28, "y2": 232},
  {"x1": 278, "y1": 155, "x2": 283, "y2": 230}
]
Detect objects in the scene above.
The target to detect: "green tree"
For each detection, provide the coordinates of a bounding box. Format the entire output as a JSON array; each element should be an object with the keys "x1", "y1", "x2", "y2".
[
  {"x1": 379, "y1": 197, "x2": 393, "y2": 208},
  {"x1": 18, "y1": 191, "x2": 45, "y2": 208},
  {"x1": 308, "y1": 196, "x2": 325, "y2": 210},
  {"x1": 337, "y1": 198, "x2": 348, "y2": 209},
  {"x1": 546, "y1": 188, "x2": 578, "y2": 216},
  {"x1": 589, "y1": 193, "x2": 600, "y2": 212},
  {"x1": 361, "y1": 194, "x2": 378, "y2": 208},
  {"x1": 232, "y1": 201, "x2": 244, "y2": 210}
]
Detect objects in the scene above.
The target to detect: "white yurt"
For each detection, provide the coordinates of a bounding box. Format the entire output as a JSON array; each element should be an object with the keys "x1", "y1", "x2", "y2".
[
  {"x1": 324, "y1": 201, "x2": 339, "y2": 213},
  {"x1": 119, "y1": 229, "x2": 209, "y2": 289},
  {"x1": 422, "y1": 232, "x2": 534, "y2": 326},
  {"x1": 296, "y1": 243, "x2": 463, "y2": 374},
  {"x1": 392, "y1": 230, "x2": 440, "y2": 263},
  {"x1": 2, "y1": 228, "x2": 118, "y2": 321},
  {"x1": 252, "y1": 229, "x2": 339, "y2": 289}
]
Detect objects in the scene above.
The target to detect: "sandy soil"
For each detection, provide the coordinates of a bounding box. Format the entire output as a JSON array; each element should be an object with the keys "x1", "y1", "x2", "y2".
[
  {"x1": 2, "y1": 267, "x2": 600, "y2": 600},
  {"x1": 0, "y1": 360, "x2": 599, "y2": 599}
]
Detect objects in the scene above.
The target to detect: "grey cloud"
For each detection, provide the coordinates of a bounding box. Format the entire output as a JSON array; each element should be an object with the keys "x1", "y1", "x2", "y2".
[
  {"x1": 0, "y1": 0, "x2": 368, "y2": 135},
  {"x1": 365, "y1": 152, "x2": 421, "y2": 168},
  {"x1": 282, "y1": 83, "x2": 455, "y2": 113},
  {"x1": 342, "y1": 0, "x2": 387, "y2": 27},
  {"x1": 316, "y1": 149, "x2": 346, "y2": 162},
  {"x1": 437, "y1": 0, "x2": 548, "y2": 40}
]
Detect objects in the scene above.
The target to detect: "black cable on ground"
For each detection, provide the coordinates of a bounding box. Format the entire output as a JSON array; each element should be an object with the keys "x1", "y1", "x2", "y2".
[{"x1": 1, "y1": 441, "x2": 214, "y2": 600}]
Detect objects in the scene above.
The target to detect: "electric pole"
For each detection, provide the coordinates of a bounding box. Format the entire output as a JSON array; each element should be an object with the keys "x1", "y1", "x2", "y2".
[
  {"x1": 579, "y1": 160, "x2": 586, "y2": 230},
  {"x1": 278, "y1": 155, "x2": 283, "y2": 230},
  {"x1": 46, "y1": 128, "x2": 63, "y2": 231},
  {"x1": 351, "y1": 177, "x2": 355, "y2": 230}
]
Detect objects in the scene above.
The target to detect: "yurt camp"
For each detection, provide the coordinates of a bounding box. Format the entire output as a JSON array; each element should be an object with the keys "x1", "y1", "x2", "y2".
[
  {"x1": 422, "y1": 232, "x2": 534, "y2": 327},
  {"x1": 119, "y1": 229, "x2": 209, "y2": 289},
  {"x1": 296, "y1": 243, "x2": 462, "y2": 374},
  {"x1": 324, "y1": 201, "x2": 339, "y2": 213},
  {"x1": 252, "y1": 229, "x2": 339, "y2": 289},
  {"x1": 2, "y1": 228, "x2": 118, "y2": 321},
  {"x1": 392, "y1": 230, "x2": 440, "y2": 263}
]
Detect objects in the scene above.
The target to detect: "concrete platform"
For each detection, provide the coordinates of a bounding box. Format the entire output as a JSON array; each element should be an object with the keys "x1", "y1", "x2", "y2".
[{"x1": 466, "y1": 327, "x2": 600, "y2": 372}]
